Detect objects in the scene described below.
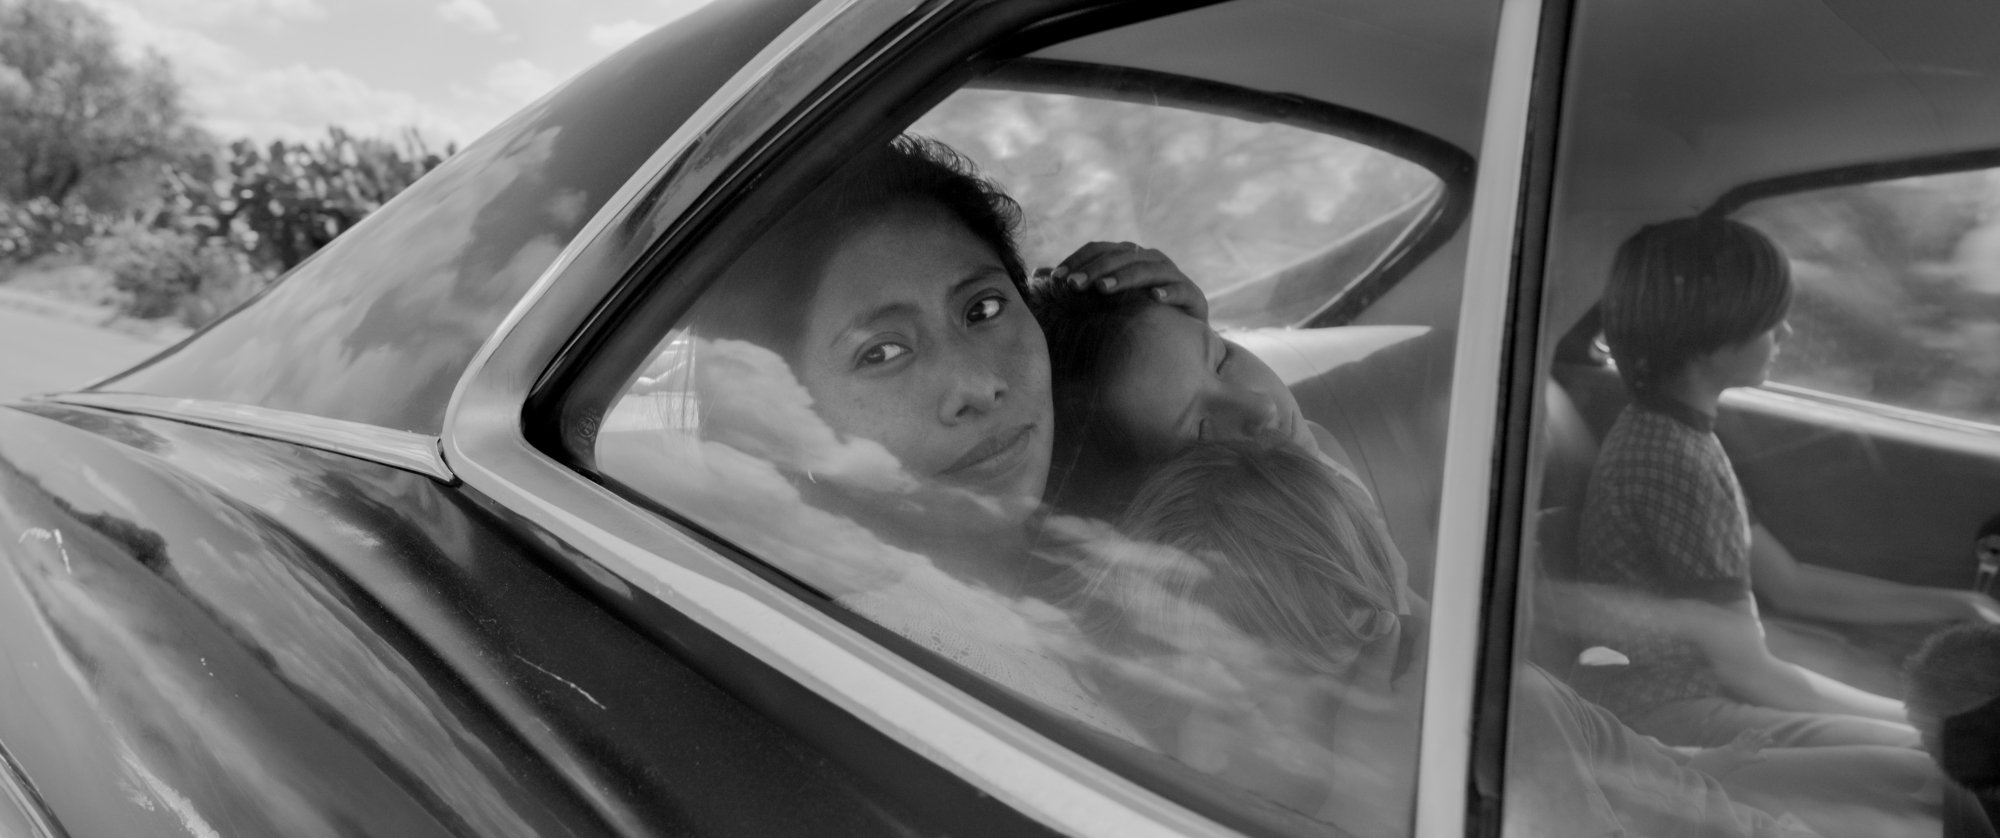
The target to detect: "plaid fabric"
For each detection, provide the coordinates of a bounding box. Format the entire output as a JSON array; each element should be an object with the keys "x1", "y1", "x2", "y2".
[{"x1": 1571, "y1": 402, "x2": 1753, "y2": 717}]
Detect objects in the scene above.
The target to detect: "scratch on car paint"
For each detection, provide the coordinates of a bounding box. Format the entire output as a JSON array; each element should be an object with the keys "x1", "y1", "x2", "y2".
[
  {"x1": 513, "y1": 654, "x2": 606, "y2": 710},
  {"x1": 18, "y1": 527, "x2": 70, "y2": 574},
  {"x1": 116, "y1": 740, "x2": 221, "y2": 838}
]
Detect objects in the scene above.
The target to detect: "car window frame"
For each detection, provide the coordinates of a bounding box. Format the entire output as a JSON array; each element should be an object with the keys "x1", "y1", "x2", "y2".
[{"x1": 443, "y1": 0, "x2": 1558, "y2": 835}]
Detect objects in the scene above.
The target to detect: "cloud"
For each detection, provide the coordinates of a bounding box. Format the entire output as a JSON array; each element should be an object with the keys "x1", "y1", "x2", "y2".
[
  {"x1": 84, "y1": 0, "x2": 326, "y2": 28},
  {"x1": 479, "y1": 59, "x2": 559, "y2": 107},
  {"x1": 435, "y1": 0, "x2": 499, "y2": 34},
  {"x1": 77, "y1": 0, "x2": 481, "y2": 142},
  {"x1": 587, "y1": 20, "x2": 652, "y2": 50},
  {"x1": 655, "y1": 0, "x2": 715, "y2": 26},
  {"x1": 201, "y1": 63, "x2": 474, "y2": 143}
]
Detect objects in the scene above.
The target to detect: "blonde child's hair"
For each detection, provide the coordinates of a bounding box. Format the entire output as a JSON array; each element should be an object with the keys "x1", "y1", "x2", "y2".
[{"x1": 1105, "y1": 440, "x2": 1406, "y2": 675}]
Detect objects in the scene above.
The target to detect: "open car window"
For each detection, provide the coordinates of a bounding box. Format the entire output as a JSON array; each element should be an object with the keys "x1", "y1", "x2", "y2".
[{"x1": 1733, "y1": 167, "x2": 2000, "y2": 429}]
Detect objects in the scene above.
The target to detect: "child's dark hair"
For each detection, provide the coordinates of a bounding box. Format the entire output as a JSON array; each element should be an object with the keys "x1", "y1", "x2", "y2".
[
  {"x1": 1600, "y1": 216, "x2": 1793, "y2": 395},
  {"x1": 697, "y1": 134, "x2": 1027, "y2": 359},
  {"x1": 1026, "y1": 274, "x2": 1158, "y2": 515},
  {"x1": 1907, "y1": 623, "x2": 2000, "y2": 797},
  {"x1": 1105, "y1": 440, "x2": 1406, "y2": 675}
]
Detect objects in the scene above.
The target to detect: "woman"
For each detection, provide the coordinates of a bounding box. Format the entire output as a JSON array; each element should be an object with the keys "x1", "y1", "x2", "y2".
[{"x1": 666, "y1": 135, "x2": 1202, "y2": 736}]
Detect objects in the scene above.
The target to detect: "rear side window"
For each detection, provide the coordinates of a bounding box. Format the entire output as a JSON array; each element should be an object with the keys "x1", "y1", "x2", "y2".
[
  {"x1": 912, "y1": 86, "x2": 1447, "y2": 328},
  {"x1": 1734, "y1": 168, "x2": 2000, "y2": 428}
]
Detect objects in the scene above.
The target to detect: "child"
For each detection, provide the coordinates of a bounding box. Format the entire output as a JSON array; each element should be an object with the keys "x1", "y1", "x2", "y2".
[
  {"x1": 1573, "y1": 215, "x2": 1977, "y2": 751},
  {"x1": 1080, "y1": 439, "x2": 1819, "y2": 837}
]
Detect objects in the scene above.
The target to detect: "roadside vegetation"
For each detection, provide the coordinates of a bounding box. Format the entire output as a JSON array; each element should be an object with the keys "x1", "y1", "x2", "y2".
[{"x1": 0, "y1": 0, "x2": 451, "y2": 328}]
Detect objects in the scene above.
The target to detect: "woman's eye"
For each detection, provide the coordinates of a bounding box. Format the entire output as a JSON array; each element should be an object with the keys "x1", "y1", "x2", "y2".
[
  {"x1": 966, "y1": 295, "x2": 1006, "y2": 324},
  {"x1": 1196, "y1": 418, "x2": 1211, "y2": 441},
  {"x1": 858, "y1": 342, "x2": 912, "y2": 367},
  {"x1": 1216, "y1": 342, "x2": 1232, "y2": 373}
]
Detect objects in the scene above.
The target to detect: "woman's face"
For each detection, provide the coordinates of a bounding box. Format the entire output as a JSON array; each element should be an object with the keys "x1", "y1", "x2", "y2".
[
  {"x1": 1102, "y1": 304, "x2": 1316, "y2": 463},
  {"x1": 796, "y1": 203, "x2": 1054, "y2": 506}
]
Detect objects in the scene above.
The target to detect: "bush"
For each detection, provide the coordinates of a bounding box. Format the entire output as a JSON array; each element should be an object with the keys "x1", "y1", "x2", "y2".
[
  {"x1": 163, "y1": 127, "x2": 453, "y2": 273},
  {"x1": 85, "y1": 220, "x2": 270, "y2": 326},
  {"x1": 0, "y1": 197, "x2": 108, "y2": 263}
]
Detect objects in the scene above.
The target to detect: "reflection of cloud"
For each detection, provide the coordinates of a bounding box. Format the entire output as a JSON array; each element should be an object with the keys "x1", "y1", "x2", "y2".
[
  {"x1": 687, "y1": 339, "x2": 916, "y2": 493},
  {"x1": 599, "y1": 338, "x2": 1423, "y2": 832}
]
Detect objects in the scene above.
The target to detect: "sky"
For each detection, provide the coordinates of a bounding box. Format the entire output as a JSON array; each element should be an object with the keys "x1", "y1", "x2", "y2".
[{"x1": 81, "y1": 0, "x2": 720, "y2": 148}]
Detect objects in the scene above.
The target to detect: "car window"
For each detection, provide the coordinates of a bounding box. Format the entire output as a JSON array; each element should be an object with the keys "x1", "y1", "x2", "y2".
[
  {"x1": 910, "y1": 87, "x2": 1447, "y2": 329},
  {"x1": 572, "y1": 3, "x2": 1502, "y2": 833},
  {"x1": 1733, "y1": 168, "x2": 2000, "y2": 428},
  {"x1": 1523, "y1": 1, "x2": 2000, "y2": 836}
]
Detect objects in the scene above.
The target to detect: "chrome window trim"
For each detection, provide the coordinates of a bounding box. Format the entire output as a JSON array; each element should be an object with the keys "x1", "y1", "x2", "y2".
[
  {"x1": 0, "y1": 739, "x2": 67, "y2": 838},
  {"x1": 34, "y1": 392, "x2": 453, "y2": 482},
  {"x1": 444, "y1": 1, "x2": 1238, "y2": 835},
  {"x1": 1413, "y1": 0, "x2": 1543, "y2": 835}
]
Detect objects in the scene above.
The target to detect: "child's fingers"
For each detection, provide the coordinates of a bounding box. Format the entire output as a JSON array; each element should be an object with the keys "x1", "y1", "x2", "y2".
[{"x1": 1053, "y1": 241, "x2": 1139, "y2": 283}]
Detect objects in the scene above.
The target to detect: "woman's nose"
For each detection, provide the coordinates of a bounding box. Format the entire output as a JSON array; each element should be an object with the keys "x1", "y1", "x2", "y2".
[{"x1": 939, "y1": 360, "x2": 1006, "y2": 425}]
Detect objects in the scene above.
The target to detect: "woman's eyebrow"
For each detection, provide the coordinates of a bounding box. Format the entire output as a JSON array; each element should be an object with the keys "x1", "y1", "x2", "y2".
[
  {"x1": 945, "y1": 266, "x2": 1009, "y2": 298},
  {"x1": 828, "y1": 303, "x2": 915, "y2": 348}
]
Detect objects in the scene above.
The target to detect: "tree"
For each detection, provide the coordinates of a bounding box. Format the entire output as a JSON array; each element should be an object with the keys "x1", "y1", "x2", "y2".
[{"x1": 0, "y1": 0, "x2": 201, "y2": 207}]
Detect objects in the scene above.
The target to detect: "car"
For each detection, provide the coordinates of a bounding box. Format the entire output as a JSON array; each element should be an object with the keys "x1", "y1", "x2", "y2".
[{"x1": 5, "y1": 0, "x2": 2000, "y2": 835}]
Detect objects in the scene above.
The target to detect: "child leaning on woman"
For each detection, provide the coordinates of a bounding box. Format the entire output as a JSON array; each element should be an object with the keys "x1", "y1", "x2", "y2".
[{"x1": 1070, "y1": 438, "x2": 1821, "y2": 837}]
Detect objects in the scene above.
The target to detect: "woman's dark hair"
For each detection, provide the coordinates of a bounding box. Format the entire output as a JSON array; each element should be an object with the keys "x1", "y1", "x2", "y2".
[
  {"x1": 697, "y1": 134, "x2": 1027, "y2": 360},
  {"x1": 1027, "y1": 273, "x2": 1157, "y2": 515},
  {"x1": 1600, "y1": 216, "x2": 1793, "y2": 395}
]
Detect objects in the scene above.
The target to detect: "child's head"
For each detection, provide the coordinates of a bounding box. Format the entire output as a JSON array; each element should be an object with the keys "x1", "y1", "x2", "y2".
[
  {"x1": 1111, "y1": 440, "x2": 1407, "y2": 675},
  {"x1": 1907, "y1": 623, "x2": 2000, "y2": 797},
  {"x1": 1029, "y1": 277, "x2": 1316, "y2": 517},
  {"x1": 1600, "y1": 216, "x2": 1793, "y2": 396}
]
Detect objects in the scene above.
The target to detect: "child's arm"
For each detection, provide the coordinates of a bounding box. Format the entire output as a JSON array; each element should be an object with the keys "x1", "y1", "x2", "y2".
[
  {"x1": 1681, "y1": 596, "x2": 1910, "y2": 723},
  {"x1": 1748, "y1": 523, "x2": 2000, "y2": 625}
]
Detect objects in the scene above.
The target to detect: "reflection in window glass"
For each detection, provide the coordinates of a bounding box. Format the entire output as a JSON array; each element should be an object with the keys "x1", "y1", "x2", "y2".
[
  {"x1": 912, "y1": 90, "x2": 1441, "y2": 328},
  {"x1": 593, "y1": 128, "x2": 1452, "y2": 834},
  {"x1": 1736, "y1": 169, "x2": 2000, "y2": 427}
]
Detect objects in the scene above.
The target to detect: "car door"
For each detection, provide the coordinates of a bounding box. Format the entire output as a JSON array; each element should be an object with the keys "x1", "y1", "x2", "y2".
[{"x1": 449, "y1": 0, "x2": 1546, "y2": 835}]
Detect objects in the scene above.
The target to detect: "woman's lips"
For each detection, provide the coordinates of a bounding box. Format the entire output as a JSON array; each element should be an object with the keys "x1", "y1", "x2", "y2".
[{"x1": 942, "y1": 423, "x2": 1036, "y2": 481}]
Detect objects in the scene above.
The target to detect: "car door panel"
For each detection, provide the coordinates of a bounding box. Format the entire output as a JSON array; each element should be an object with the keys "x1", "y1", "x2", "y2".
[
  {"x1": 1719, "y1": 390, "x2": 2000, "y2": 590},
  {"x1": 0, "y1": 404, "x2": 937, "y2": 837}
]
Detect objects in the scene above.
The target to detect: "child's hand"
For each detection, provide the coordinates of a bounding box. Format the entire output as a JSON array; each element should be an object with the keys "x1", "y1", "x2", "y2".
[
  {"x1": 1049, "y1": 241, "x2": 1209, "y2": 322},
  {"x1": 1685, "y1": 728, "x2": 1773, "y2": 778}
]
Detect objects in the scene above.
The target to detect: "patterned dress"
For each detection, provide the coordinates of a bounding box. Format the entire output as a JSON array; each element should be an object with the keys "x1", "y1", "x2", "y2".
[{"x1": 1571, "y1": 398, "x2": 1754, "y2": 720}]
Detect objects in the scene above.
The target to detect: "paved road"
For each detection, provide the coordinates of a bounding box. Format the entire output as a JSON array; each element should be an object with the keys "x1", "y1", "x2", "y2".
[{"x1": 0, "y1": 306, "x2": 171, "y2": 403}]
